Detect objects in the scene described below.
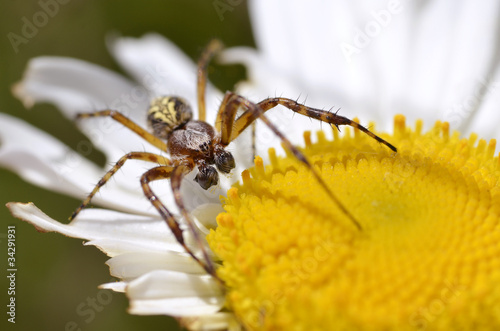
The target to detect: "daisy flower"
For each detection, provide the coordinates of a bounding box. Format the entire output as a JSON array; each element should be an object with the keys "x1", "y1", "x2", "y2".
[{"x1": 4, "y1": 0, "x2": 500, "y2": 330}]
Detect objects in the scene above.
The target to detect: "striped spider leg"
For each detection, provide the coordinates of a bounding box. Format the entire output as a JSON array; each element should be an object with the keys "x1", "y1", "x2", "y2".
[
  {"x1": 69, "y1": 110, "x2": 220, "y2": 279},
  {"x1": 214, "y1": 92, "x2": 398, "y2": 231}
]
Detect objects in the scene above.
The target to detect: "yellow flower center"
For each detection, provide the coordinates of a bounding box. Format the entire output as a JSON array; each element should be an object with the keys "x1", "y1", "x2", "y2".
[{"x1": 207, "y1": 115, "x2": 500, "y2": 330}]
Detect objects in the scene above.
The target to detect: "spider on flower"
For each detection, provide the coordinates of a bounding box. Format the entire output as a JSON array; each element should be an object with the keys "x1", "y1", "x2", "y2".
[{"x1": 69, "y1": 39, "x2": 397, "y2": 280}]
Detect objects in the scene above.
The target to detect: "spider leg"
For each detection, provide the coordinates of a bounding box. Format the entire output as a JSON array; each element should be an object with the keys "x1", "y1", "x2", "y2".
[
  {"x1": 216, "y1": 91, "x2": 362, "y2": 231},
  {"x1": 214, "y1": 91, "x2": 240, "y2": 143},
  {"x1": 197, "y1": 39, "x2": 224, "y2": 122},
  {"x1": 231, "y1": 97, "x2": 397, "y2": 152},
  {"x1": 251, "y1": 121, "x2": 257, "y2": 161},
  {"x1": 69, "y1": 152, "x2": 172, "y2": 221},
  {"x1": 214, "y1": 92, "x2": 257, "y2": 161},
  {"x1": 141, "y1": 164, "x2": 220, "y2": 281},
  {"x1": 76, "y1": 110, "x2": 168, "y2": 152},
  {"x1": 170, "y1": 165, "x2": 219, "y2": 279}
]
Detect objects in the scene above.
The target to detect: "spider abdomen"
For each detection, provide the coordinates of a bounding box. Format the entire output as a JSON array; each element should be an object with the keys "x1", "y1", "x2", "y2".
[{"x1": 147, "y1": 96, "x2": 193, "y2": 139}]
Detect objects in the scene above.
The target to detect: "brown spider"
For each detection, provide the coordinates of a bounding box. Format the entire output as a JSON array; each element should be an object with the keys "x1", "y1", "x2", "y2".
[{"x1": 69, "y1": 40, "x2": 397, "y2": 279}]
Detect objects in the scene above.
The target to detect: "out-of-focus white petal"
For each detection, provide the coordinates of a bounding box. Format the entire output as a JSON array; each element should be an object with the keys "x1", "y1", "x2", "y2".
[
  {"x1": 192, "y1": 203, "x2": 224, "y2": 235},
  {"x1": 463, "y1": 66, "x2": 500, "y2": 142},
  {"x1": 0, "y1": 114, "x2": 157, "y2": 214},
  {"x1": 249, "y1": 0, "x2": 378, "y2": 112},
  {"x1": 223, "y1": 1, "x2": 409, "y2": 158},
  {"x1": 127, "y1": 270, "x2": 224, "y2": 316},
  {"x1": 11, "y1": 56, "x2": 160, "y2": 164},
  {"x1": 443, "y1": 1, "x2": 500, "y2": 120},
  {"x1": 109, "y1": 33, "x2": 223, "y2": 124},
  {"x1": 403, "y1": 0, "x2": 500, "y2": 132},
  {"x1": 181, "y1": 313, "x2": 241, "y2": 331},
  {"x1": 220, "y1": 46, "x2": 301, "y2": 102},
  {"x1": 232, "y1": 0, "x2": 500, "y2": 149},
  {"x1": 13, "y1": 56, "x2": 137, "y2": 115},
  {"x1": 222, "y1": 48, "x2": 339, "y2": 160},
  {"x1": 246, "y1": 0, "x2": 403, "y2": 116},
  {"x1": 11, "y1": 56, "x2": 171, "y2": 200},
  {"x1": 106, "y1": 251, "x2": 204, "y2": 281},
  {"x1": 100, "y1": 281, "x2": 127, "y2": 293},
  {"x1": 0, "y1": 113, "x2": 98, "y2": 196}
]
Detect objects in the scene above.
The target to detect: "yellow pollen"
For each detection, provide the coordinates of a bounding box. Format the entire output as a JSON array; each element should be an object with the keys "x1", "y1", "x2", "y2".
[{"x1": 207, "y1": 115, "x2": 500, "y2": 330}]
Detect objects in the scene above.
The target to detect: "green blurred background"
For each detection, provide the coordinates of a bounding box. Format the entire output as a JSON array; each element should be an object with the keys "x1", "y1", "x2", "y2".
[{"x1": 0, "y1": 1, "x2": 253, "y2": 330}]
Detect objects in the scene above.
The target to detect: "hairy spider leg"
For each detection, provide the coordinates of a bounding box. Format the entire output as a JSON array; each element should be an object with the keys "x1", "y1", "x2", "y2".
[
  {"x1": 141, "y1": 164, "x2": 220, "y2": 281},
  {"x1": 68, "y1": 151, "x2": 172, "y2": 221},
  {"x1": 214, "y1": 91, "x2": 239, "y2": 143},
  {"x1": 74, "y1": 110, "x2": 220, "y2": 279},
  {"x1": 230, "y1": 97, "x2": 397, "y2": 153},
  {"x1": 76, "y1": 110, "x2": 168, "y2": 151},
  {"x1": 214, "y1": 91, "x2": 362, "y2": 231},
  {"x1": 170, "y1": 164, "x2": 221, "y2": 280},
  {"x1": 197, "y1": 39, "x2": 259, "y2": 162},
  {"x1": 251, "y1": 121, "x2": 257, "y2": 160},
  {"x1": 197, "y1": 39, "x2": 224, "y2": 122}
]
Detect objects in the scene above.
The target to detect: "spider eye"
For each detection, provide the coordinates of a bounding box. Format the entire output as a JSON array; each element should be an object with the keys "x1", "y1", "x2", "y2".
[
  {"x1": 215, "y1": 150, "x2": 235, "y2": 174},
  {"x1": 194, "y1": 165, "x2": 219, "y2": 190}
]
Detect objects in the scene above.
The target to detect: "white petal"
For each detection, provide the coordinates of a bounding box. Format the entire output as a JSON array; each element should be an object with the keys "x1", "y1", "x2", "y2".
[
  {"x1": 245, "y1": 0, "x2": 389, "y2": 113},
  {"x1": 191, "y1": 203, "x2": 224, "y2": 235},
  {"x1": 349, "y1": 1, "x2": 413, "y2": 125},
  {"x1": 181, "y1": 313, "x2": 241, "y2": 331},
  {"x1": 224, "y1": 2, "x2": 408, "y2": 158},
  {"x1": 249, "y1": 0, "x2": 375, "y2": 110},
  {"x1": 109, "y1": 33, "x2": 223, "y2": 124},
  {"x1": 66, "y1": 208, "x2": 189, "y2": 253},
  {"x1": 11, "y1": 56, "x2": 165, "y2": 171},
  {"x1": 437, "y1": 1, "x2": 500, "y2": 123},
  {"x1": 249, "y1": 0, "x2": 299, "y2": 76},
  {"x1": 463, "y1": 67, "x2": 500, "y2": 143},
  {"x1": 223, "y1": 48, "x2": 340, "y2": 160},
  {"x1": 106, "y1": 251, "x2": 204, "y2": 281},
  {"x1": 99, "y1": 281, "x2": 127, "y2": 293},
  {"x1": 84, "y1": 238, "x2": 165, "y2": 257},
  {"x1": 235, "y1": 0, "x2": 500, "y2": 142},
  {"x1": 0, "y1": 113, "x2": 98, "y2": 196},
  {"x1": 0, "y1": 114, "x2": 158, "y2": 215},
  {"x1": 129, "y1": 297, "x2": 223, "y2": 316},
  {"x1": 404, "y1": 0, "x2": 500, "y2": 129},
  {"x1": 13, "y1": 55, "x2": 145, "y2": 122},
  {"x1": 179, "y1": 170, "x2": 230, "y2": 211},
  {"x1": 6, "y1": 203, "x2": 186, "y2": 254},
  {"x1": 127, "y1": 270, "x2": 224, "y2": 316},
  {"x1": 127, "y1": 270, "x2": 221, "y2": 299}
]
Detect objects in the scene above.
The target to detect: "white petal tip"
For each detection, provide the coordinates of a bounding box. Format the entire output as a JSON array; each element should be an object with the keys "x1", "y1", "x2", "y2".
[
  {"x1": 99, "y1": 281, "x2": 127, "y2": 293},
  {"x1": 11, "y1": 82, "x2": 34, "y2": 108},
  {"x1": 6, "y1": 202, "x2": 56, "y2": 233}
]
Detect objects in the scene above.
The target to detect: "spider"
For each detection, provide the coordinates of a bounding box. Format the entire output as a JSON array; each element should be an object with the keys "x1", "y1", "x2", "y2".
[{"x1": 69, "y1": 40, "x2": 397, "y2": 280}]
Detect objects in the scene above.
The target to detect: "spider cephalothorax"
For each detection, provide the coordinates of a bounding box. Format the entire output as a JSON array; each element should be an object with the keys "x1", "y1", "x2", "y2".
[
  {"x1": 149, "y1": 96, "x2": 236, "y2": 190},
  {"x1": 70, "y1": 40, "x2": 397, "y2": 280}
]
